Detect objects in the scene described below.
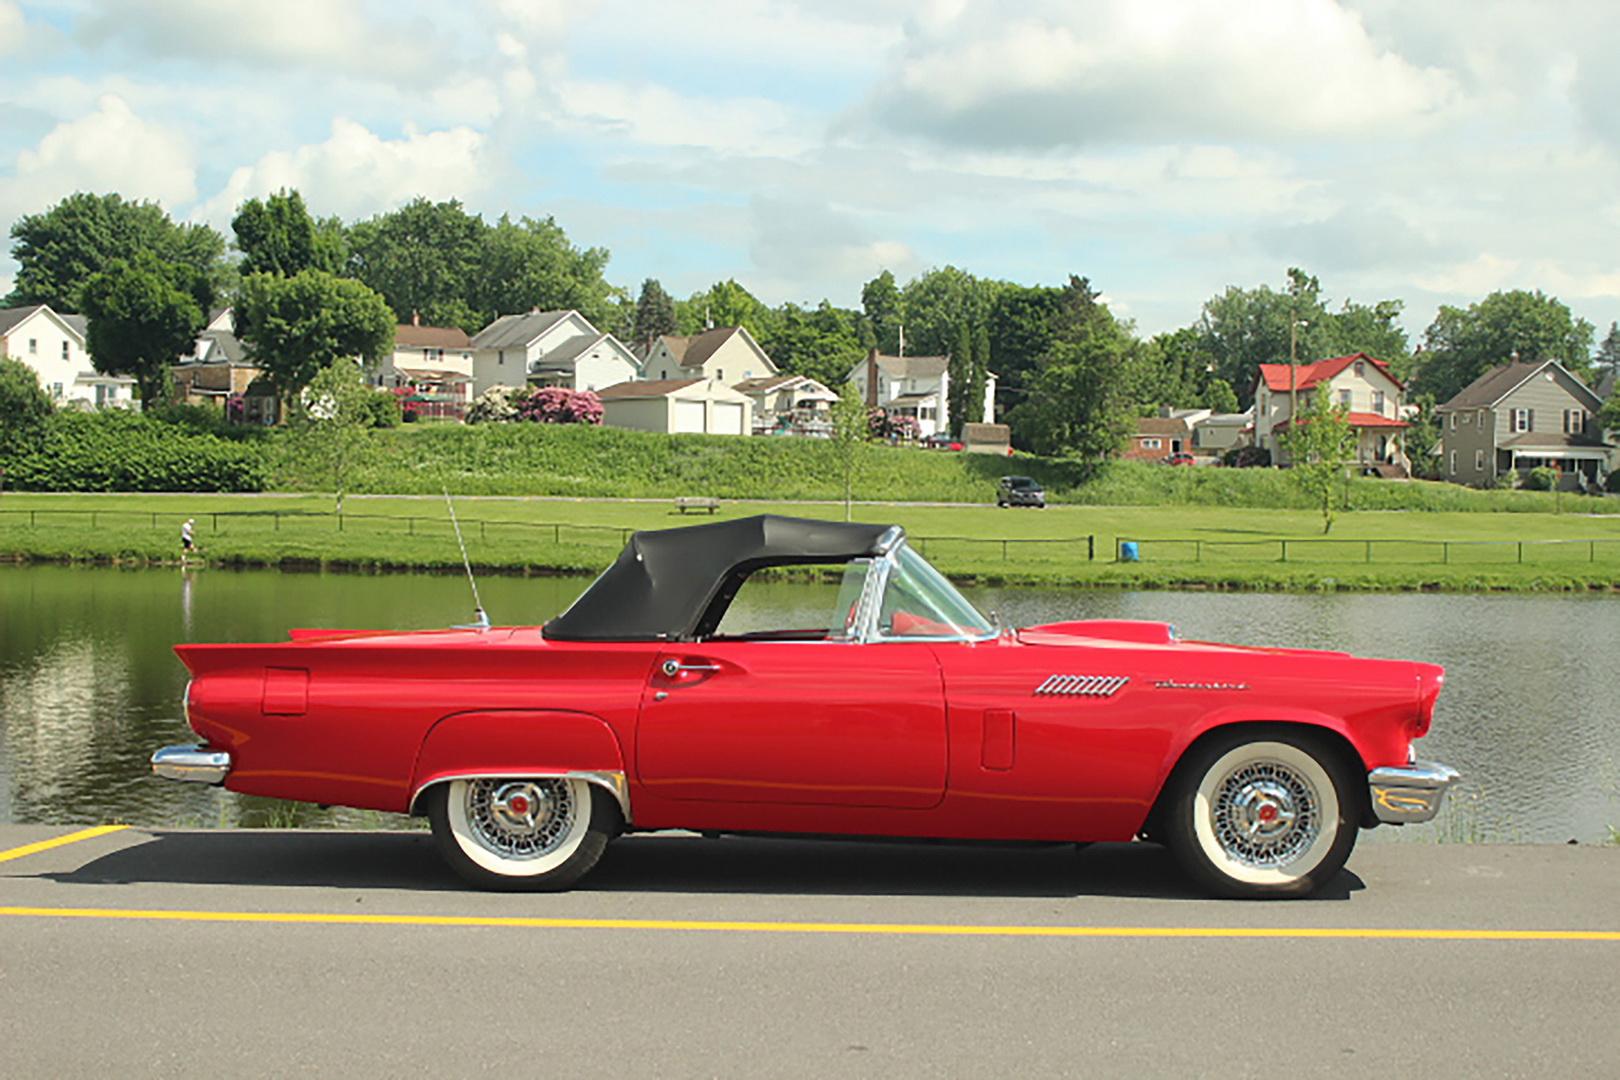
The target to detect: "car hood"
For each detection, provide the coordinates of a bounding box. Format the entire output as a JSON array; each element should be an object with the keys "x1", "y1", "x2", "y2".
[{"x1": 1016, "y1": 619, "x2": 1352, "y2": 659}]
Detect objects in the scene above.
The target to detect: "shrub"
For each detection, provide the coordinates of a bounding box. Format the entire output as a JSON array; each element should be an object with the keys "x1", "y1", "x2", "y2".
[
  {"x1": 1524, "y1": 466, "x2": 1559, "y2": 492},
  {"x1": 1222, "y1": 445, "x2": 1271, "y2": 468},
  {"x1": 0, "y1": 356, "x2": 52, "y2": 453},
  {"x1": 0, "y1": 410, "x2": 268, "y2": 491},
  {"x1": 364, "y1": 387, "x2": 402, "y2": 428}
]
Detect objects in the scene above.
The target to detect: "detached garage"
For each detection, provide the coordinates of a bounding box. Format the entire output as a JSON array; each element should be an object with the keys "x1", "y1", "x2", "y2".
[{"x1": 598, "y1": 378, "x2": 755, "y2": 436}]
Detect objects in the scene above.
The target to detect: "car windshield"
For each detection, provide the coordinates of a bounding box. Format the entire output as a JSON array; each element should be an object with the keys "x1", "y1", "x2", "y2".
[
  {"x1": 878, "y1": 544, "x2": 995, "y2": 639},
  {"x1": 1007, "y1": 477, "x2": 1037, "y2": 489}
]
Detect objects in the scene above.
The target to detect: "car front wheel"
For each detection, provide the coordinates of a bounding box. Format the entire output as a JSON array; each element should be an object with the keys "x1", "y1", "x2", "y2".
[
  {"x1": 1164, "y1": 729, "x2": 1358, "y2": 898},
  {"x1": 427, "y1": 776, "x2": 617, "y2": 890}
]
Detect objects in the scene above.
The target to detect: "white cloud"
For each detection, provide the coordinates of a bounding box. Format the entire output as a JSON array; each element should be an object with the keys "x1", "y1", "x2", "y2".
[
  {"x1": 862, "y1": 0, "x2": 1457, "y2": 148},
  {"x1": 0, "y1": 1, "x2": 25, "y2": 52},
  {"x1": 0, "y1": 94, "x2": 195, "y2": 220},
  {"x1": 193, "y1": 119, "x2": 487, "y2": 224},
  {"x1": 552, "y1": 80, "x2": 812, "y2": 157},
  {"x1": 747, "y1": 197, "x2": 918, "y2": 300}
]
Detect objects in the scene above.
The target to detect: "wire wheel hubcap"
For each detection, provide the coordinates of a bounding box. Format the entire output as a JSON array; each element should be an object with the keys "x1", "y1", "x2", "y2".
[
  {"x1": 465, "y1": 779, "x2": 576, "y2": 860},
  {"x1": 1211, "y1": 761, "x2": 1319, "y2": 869}
]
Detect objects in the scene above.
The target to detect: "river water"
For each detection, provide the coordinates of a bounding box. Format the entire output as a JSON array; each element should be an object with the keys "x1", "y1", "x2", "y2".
[{"x1": 1, "y1": 563, "x2": 1615, "y2": 843}]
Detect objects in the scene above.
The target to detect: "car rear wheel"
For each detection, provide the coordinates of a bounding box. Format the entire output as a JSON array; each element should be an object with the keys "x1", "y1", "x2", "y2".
[
  {"x1": 1164, "y1": 730, "x2": 1358, "y2": 898},
  {"x1": 427, "y1": 777, "x2": 617, "y2": 891}
]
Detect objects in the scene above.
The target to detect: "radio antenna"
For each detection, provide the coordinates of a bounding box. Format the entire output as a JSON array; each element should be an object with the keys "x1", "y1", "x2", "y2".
[{"x1": 442, "y1": 487, "x2": 490, "y2": 630}]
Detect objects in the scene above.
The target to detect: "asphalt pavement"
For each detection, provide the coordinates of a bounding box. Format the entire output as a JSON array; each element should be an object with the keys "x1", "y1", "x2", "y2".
[{"x1": 1, "y1": 824, "x2": 1616, "y2": 1078}]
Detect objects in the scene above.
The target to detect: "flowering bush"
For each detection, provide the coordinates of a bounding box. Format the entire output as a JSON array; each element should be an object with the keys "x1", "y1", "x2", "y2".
[
  {"x1": 467, "y1": 385, "x2": 602, "y2": 425},
  {"x1": 866, "y1": 407, "x2": 920, "y2": 442}
]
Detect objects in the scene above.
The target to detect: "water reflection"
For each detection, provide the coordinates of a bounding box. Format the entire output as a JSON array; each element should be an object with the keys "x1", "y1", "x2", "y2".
[{"x1": 2, "y1": 564, "x2": 1616, "y2": 843}]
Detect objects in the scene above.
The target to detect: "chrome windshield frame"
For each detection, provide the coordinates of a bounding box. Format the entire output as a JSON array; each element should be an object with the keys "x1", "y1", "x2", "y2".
[{"x1": 850, "y1": 540, "x2": 997, "y2": 645}]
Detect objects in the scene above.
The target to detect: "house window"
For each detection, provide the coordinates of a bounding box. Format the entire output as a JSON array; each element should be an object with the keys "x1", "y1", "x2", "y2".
[
  {"x1": 1512, "y1": 408, "x2": 1532, "y2": 433},
  {"x1": 28, "y1": 338, "x2": 37, "y2": 354},
  {"x1": 497, "y1": 350, "x2": 505, "y2": 366},
  {"x1": 1450, "y1": 414, "x2": 1457, "y2": 430},
  {"x1": 1563, "y1": 409, "x2": 1585, "y2": 434},
  {"x1": 1372, "y1": 390, "x2": 1385, "y2": 414},
  {"x1": 717, "y1": 369, "x2": 724, "y2": 381},
  {"x1": 1449, "y1": 450, "x2": 1456, "y2": 475},
  {"x1": 1354, "y1": 361, "x2": 1365, "y2": 376},
  {"x1": 423, "y1": 348, "x2": 443, "y2": 363},
  {"x1": 51, "y1": 382, "x2": 63, "y2": 399},
  {"x1": 1475, "y1": 449, "x2": 1484, "y2": 470},
  {"x1": 1142, "y1": 437, "x2": 1163, "y2": 450},
  {"x1": 1338, "y1": 389, "x2": 1352, "y2": 407},
  {"x1": 61, "y1": 341, "x2": 70, "y2": 360},
  {"x1": 920, "y1": 406, "x2": 936, "y2": 420}
]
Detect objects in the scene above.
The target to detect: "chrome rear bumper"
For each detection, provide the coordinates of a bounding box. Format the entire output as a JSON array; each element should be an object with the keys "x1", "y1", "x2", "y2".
[
  {"x1": 1368, "y1": 761, "x2": 1459, "y2": 824},
  {"x1": 151, "y1": 744, "x2": 231, "y2": 785}
]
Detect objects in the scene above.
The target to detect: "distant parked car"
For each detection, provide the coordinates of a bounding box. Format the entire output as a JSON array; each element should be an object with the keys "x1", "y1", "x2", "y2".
[
  {"x1": 1163, "y1": 452, "x2": 1196, "y2": 466},
  {"x1": 923, "y1": 433, "x2": 963, "y2": 451},
  {"x1": 996, "y1": 475, "x2": 1046, "y2": 508}
]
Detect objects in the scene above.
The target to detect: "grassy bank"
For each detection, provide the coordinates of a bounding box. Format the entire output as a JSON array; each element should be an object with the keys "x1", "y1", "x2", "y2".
[{"x1": 4, "y1": 492, "x2": 1620, "y2": 591}]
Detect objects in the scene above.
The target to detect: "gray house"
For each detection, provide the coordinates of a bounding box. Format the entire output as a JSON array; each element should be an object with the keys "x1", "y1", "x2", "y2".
[{"x1": 1436, "y1": 359, "x2": 1612, "y2": 491}]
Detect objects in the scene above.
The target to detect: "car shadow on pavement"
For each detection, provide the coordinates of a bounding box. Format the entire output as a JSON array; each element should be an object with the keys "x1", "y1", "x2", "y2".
[{"x1": 42, "y1": 830, "x2": 1365, "y2": 901}]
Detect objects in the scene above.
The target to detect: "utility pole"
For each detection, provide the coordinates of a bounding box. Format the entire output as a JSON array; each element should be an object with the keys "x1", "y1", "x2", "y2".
[{"x1": 1288, "y1": 317, "x2": 1307, "y2": 464}]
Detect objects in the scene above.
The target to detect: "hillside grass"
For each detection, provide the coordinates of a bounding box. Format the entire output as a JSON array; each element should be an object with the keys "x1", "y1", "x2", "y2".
[{"x1": 5, "y1": 492, "x2": 1619, "y2": 591}]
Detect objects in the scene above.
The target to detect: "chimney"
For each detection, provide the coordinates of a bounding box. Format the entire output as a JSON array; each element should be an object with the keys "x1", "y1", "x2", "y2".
[
  {"x1": 411, "y1": 311, "x2": 420, "y2": 327},
  {"x1": 865, "y1": 348, "x2": 878, "y2": 408}
]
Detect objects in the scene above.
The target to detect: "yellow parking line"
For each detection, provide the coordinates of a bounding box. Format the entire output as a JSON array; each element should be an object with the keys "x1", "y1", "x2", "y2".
[
  {"x1": 0, "y1": 905, "x2": 1616, "y2": 941},
  {"x1": 0, "y1": 825, "x2": 129, "y2": 866}
]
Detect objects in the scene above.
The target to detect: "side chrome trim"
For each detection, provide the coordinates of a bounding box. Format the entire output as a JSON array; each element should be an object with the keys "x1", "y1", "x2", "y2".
[
  {"x1": 410, "y1": 770, "x2": 631, "y2": 825},
  {"x1": 151, "y1": 743, "x2": 231, "y2": 785},
  {"x1": 1368, "y1": 761, "x2": 1459, "y2": 824},
  {"x1": 1033, "y1": 674, "x2": 1130, "y2": 697}
]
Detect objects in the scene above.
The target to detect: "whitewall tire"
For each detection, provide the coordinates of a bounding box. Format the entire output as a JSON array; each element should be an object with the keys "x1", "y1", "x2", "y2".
[
  {"x1": 427, "y1": 777, "x2": 617, "y2": 891},
  {"x1": 1165, "y1": 729, "x2": 1358, "y2": 899}
]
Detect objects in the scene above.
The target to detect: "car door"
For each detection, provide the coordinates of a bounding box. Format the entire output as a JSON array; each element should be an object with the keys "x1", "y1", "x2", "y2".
[{"x1": 636, "y1": 641, "x2": 947, "y2": 809}]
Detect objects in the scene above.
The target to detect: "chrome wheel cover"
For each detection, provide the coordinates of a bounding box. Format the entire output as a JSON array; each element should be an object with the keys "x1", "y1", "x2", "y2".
[
  {"x1": 463, "y1": 778, "x2": 577, "y2": 861},
  {"x1": 1209, "y1": 760, "x2": 1320, "y2": 869}
]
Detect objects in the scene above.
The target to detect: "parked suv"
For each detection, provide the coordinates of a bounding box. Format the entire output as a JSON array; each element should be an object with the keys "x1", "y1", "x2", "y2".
[{"x1": 996, "y1": 475, "x2": 1046, "y2": 508}]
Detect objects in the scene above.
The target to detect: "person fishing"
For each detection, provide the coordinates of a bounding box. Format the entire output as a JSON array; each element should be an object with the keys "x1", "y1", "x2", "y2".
[{"x1": 180, "y1": 518, "x2": 196, "y2": 561}]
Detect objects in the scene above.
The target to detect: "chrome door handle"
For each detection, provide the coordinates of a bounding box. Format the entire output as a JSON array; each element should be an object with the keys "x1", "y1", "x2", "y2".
[{"x1": 661, "y1": 659, "x2": 721, "y2": 678}]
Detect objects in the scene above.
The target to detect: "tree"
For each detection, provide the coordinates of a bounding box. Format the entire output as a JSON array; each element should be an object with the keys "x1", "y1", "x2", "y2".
[
  {"x1": 1281, "y1": 390, "x2": 1356, "y2": 534},
  {"x1": 761, "y1": 301, "x2": 866, "y2": 388},
  {"x1": 1011, "y1": 277, "x2": 1140, "y2": 460},
  {"x1": 987, "y1": 283, "x2": 1065, "y2": 428},
  {"x1": 470, "y1": 214, "x2": 619, "y2": 331},
  {"x1": 1594, "y1": 321, "x2": 1620, "y2": 379},
  {"x1": 290, "y1": 358, "x2": 377, "y2": 514},
  {"x1": 235, "y1": 270, "x2": 395, "y2": 402},
  {"x1": 1205, "y1": 379, "x2": 1240, "y2": 413},
  {"x1": 898, "y1": 266, "x2": 998, "y2": 356},
  {"x1": 0, "y1": 356, "x2": 52, "y2": 454},
  {"x1": 829, "y1": 381, "x2": 868, "y2": 521},
  {"x1": 9, "y1": 192, "x2": 225, "y2": 310},
  {"x1": 860, "y1": 270, "x2": 902, "y2": 354},
  {"x1": 946, "y1": 320, "x2": 974, "y2": 437},
  {"x1": 973, "y1": 321, "x2": 992, "y2": 422},
  {"x1": 232, "y1": 189, "x2": 347, "y2": 278},
  {"x1": 1403, "y1": 393, "x2": 1441, "y2": 480},
  {"x1": 677, "y1": 280, "x2": 776, "y2": 340},
  {"x1": 633, "y1": 278, "x2": 678, "y2": 351},
  {"x1": 1413, "y1": 290, "x2": 1595, "y2": 405},
  {"x1": 80, "y1": 251, "x2": 213, "y2": 404},
  {"x1": 348, "y1": 198, "x2": 484, "y2": 331}
]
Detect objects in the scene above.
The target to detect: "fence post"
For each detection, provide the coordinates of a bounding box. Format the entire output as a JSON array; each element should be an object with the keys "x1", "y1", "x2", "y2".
[
  {"x1": 30, "y1": 510, "x2": 35, "y2": 526},
  {"x1": 339, "y1": 514, "x2": 344, "y2": 533},
  {"x1": 408, "y1": 517, "x2": 415, "y2": 535},
  {"x1": 554, "y1": 524, "x2": 560, "y2": 543},
  {"x1": 1280, "y1": 539, "x2": 1288, "y2": 562},
  {"x1": 1001, "y1": 539, "x2": 1008, "y2": 561},
  {"x1": 1517, "y1": 541, "x2": 1523, "y2": 564},
  {"x1": 1590, "y1": 540, "x2": 1596, "y2": 563},
  {"x1": 212, "y1": 513, "x2": 218, "y2": 532},
  {"x1": 480, "y1": 521, "x2": 486, "y2": 541},
  {"x1": 1088, "y1": 535, "x2": 1094, "y2": 562},
  {"x1": 1442, "y1": 541, "x2": 1448, "y2": 564},
  {"x1": 151, "y1": 512, "x2": 157, "y2": 527},
  {"x1": 1365, "y1": 540, "x2": 1372, "y2": 563}
]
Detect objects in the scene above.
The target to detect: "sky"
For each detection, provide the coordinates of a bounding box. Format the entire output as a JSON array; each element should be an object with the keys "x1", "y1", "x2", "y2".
[{"x1": 0, "y1": 0, "x2": 1617, "y2": 341}]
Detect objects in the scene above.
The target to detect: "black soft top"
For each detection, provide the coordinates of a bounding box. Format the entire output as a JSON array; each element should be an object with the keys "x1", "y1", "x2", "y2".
[{"x1": 542, "y1": 515, "x2": 897, "y2": 642}]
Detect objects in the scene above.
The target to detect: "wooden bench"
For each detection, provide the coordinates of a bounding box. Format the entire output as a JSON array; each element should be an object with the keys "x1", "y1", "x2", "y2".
[{"x1": 675, "y1": 496, "x2": 720, "y2": 514}]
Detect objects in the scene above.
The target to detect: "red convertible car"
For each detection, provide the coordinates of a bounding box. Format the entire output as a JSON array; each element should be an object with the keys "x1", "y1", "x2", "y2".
[{"x1": 153, "y1": 516, "x2": 1457, "y2": 898}]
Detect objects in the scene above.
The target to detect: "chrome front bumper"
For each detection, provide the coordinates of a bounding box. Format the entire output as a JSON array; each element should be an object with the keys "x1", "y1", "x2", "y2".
[
  {"x1": 1368, "y1": 761, "x2": 1459, "y2": 824},
  {"x1": 151, "y1": 744, "x2": 232, "y2": 785}
]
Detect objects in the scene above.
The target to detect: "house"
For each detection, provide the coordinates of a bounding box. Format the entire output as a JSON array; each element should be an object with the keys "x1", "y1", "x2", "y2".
[
  {"x1": 845, "y1": 349, "x2": 996, "y2": 440},
  {"x1": 641, "y1": 326, "x2": 777, "y2": 385},
  {"x1": 1254, "y1": 353, "x2": 1408, "y2": 472},
  {"x1": 1125, "y1": 416, "x2": 1190, "y2": 461},
  {"x1": 172, "y1": 326, "x2": 273, "y2": 420},
  {"x1": 733, "y1": 373, "x2": 838, "y2": 436},
  {"x1": 1188, "y1": 409, "x2": 1253, "y2": 458},
  {"x1": 378, "y1": 317, "x2": 475, "y2": 419},
  {"x1": 0, "y1": 303, "x2": 133, "y2": 408},
  {"x1": 1435, "y1": 359, "x2": 1612, "y2": 491},
  {"x1": 596, "y1": 378, "x2": 753, "y2": 436},
  {"x1": 469, "y1": 310, "x2": 640, "y2": 396}
]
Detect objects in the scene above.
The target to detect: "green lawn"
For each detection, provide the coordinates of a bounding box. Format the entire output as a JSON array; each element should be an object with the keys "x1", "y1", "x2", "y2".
[{"x1": 4, "y1": 492, "x2": 1619, "y2": 591}]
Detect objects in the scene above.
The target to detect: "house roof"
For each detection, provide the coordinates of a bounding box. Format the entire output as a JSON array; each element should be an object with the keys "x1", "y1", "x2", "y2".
[
  {"x1": 1198, "y1": 412, "x2": 1252, "y2": 426},
  {"x1": 595, "y1": 378, "x2": 703, "y2": 400},
  {"x1": 470, "y1": 311, "x2": 575, "y2": 350},
  {"x1": 1135, "y1": 416, "x2": 1190, "y2": 436},
  {"x1": 195, "y1": 329, "x2": 246, "y2": 364},
  {"x1": 888, "y1": 391, "x2": 939, "y2": 406},
  {"x1": 653, "y1": 326, "x2": 750, "y2": 370},
  {"x1": 395, "y1": 323, "x2": 471, "y2": 349},
  {"x1": 398, "y1": 367, "x2": 471, "y2": 383},
  {"x1": 1500, "y1": 431, "x2": 1613, "y2": 450},
  {"x1": 871, "y1": 354, "x2": 949, "y2": 380},
  {"x1": 60, "y1": 313, "x2": 88, "y2": 338},
  {"x1": 529, "y1": 332, "x2": 620, "y2": 372},
  {"x1": 1257, "y1": 353, "x2": 1402, "y2": 393},
  {"x1": 734, "y1": 374, "x2": 802, "y2": 394},
  {"x1": 1436, "y1": 359, "x2": 1605, "y2": 413},
  {"x1": 0, "y1": 304, "x2": 87, "y2": 344},
  {"x1": 1274, "y1": 411, "x2": 1409, "y2": 431}
]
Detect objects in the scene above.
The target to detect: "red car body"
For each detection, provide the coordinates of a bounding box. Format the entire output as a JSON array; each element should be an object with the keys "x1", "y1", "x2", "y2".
[{"x1": 156, "y1": 516, "x2": 1455, "y2": 896}]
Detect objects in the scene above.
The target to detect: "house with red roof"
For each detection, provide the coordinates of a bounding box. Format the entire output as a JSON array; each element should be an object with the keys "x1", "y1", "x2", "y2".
[{"x1": 1253, "y1": 353, "x2": 1409, "y2": 473}]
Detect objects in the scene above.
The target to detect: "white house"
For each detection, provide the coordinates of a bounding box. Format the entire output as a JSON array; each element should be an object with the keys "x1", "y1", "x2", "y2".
[
  {"x1": 845, "y1": 349, "x2": 996, "y2": 439},
  {"x1": 640, "y1": 326, "x2": 777, "y2": 385},
  {"x1": 469, "y1": 310, "x2": 640, "y2": 396},
  {"x1": 733, "y1": 373, "x2": 839, "y2": 436},
  {"x1": 383, "y1": 317, "x2": 474, "y2": 382},
  {"x1": 596, "y1": 377, "x2": 753, "y2": 436},
  {"x1": 0, "y1": 304, "x2": 133, "y2": 407},
  {"x1": 1253, "y1": 352, "x2": 1408, "y2": 471}
]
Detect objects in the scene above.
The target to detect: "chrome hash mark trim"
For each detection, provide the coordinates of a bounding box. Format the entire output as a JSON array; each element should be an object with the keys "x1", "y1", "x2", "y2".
[{"x1": 1033, "y1": 674, "x2": 1129, "y2": 697}]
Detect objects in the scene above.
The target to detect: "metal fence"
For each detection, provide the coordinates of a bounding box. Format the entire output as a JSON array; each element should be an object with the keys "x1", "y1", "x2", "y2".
[
  {"x1": 1117, "y1": 536, "x2": 1620, "y2": 566},
  {"x1": 0, "y1": 507, "x2": 1098, "y2": 563}
]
